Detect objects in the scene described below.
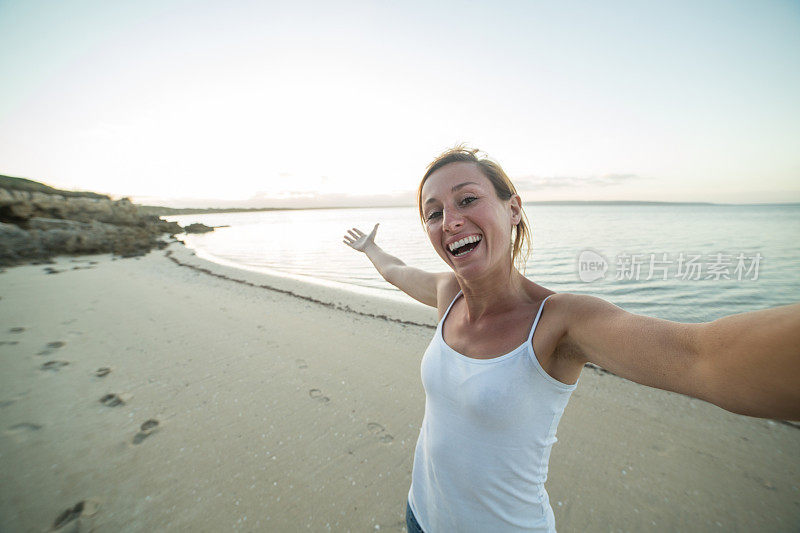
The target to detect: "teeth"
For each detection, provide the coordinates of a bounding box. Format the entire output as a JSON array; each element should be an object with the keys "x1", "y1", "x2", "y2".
[{"x1": 448, "y1": 235, "x2": 482, "y2": 252}]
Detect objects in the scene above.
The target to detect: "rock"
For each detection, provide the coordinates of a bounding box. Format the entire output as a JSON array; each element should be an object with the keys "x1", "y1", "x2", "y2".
[
  {"x1": 183, "y1": 223, "x2": 215, "y2": 234},
  {"x1": 0, "y1": 222, "x2": 45, "y2": 264},
  {"x1": 0, "y1": 176, "x2": 187, "y2": 266},
  {"x1": 153, "y1": 219, "x2": 183, "y2": 234}
]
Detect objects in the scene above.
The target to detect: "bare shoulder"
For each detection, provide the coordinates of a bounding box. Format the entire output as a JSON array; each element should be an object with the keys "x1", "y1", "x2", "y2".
[
  {"x1": 539, "y1": 293, "x2": 622, "y2": 364},
  {"x1": 545, "y1": 292, "x2": 628, "y2": 347},
  {"x1": 435, "y1": 273, "x2": 460, "y2": 319},
  {"x1": 546, "y1": 293, "x2": 623, "y2": 323},
  {"x1": 528, "y1": 292, "x2": 589, "y2": 384},
  {"x1": 548, "y1": 292, "x2": 614, "y2": 308}
]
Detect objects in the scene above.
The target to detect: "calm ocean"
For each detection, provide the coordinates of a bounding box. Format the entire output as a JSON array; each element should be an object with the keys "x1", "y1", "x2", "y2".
[{"x1": 167, "y1": 204, "x2": 800, "y2": 323}]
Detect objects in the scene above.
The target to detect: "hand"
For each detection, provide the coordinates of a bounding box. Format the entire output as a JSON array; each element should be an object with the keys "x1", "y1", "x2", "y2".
[{"x1": 343, "y1": 223, "x2": 379, "y2": 253}]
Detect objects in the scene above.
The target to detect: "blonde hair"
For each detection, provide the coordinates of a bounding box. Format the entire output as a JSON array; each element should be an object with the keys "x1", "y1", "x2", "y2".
[{"x1": 417, "y1": 145, "x2": 532, "y2": 272}]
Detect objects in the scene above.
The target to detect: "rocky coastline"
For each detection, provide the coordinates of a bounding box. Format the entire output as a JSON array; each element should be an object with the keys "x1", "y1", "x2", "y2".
[{"x1": 0, "y1": 175, "x2": 211, "y2": 266}]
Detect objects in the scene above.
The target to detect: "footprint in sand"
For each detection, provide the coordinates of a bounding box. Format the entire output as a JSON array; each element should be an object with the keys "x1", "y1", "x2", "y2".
[
  {"x1": 53, "y1": 501, "x2": 83, "y2": 530},
  {"x1": 41, "y1": 361, "x2": 69, "y2": 371},
  {"x1": 44, "y1": 267, "x2": 63, "y2": 274},
  {"x1": 5, "y1": 422, "x2": 42, "y2": 443},
  {"x1": 132, "y1": 419, "x2": 160, "y2": 445},
  {"x1": 52, "y1": 499, "x2": 100, "y2": 530},
  {"x1": 0, "y1": 341, "x2": 19, "y2": 346},
  {"x1": 7, "y1": 422, "x2": 42, "y2": 432},
  {"x1": 650, "y1": 442, "x2": 676, "y2": 457},
  {"x1": 100, "y1": 394, "x2": 125, "y2": 407},
  {"x1": 95, "y1": 367, "x2": 112, "y2": 377},
  {"x1": 366, "y1": 422, "x2": 394, "y2": 443},
  {"x1": 296, "y1": 358, "x2": 308, "y2": 369},
  {"x1": 9, "y1": 327, "x2": 25, "y2": 333},
  {"x1": 37, "y1": 340, "x2": 66, "y2": 356},
  {"x1": 141, "y1": 419, "x2": 158, "y2": 431},
  {"x1": 0, "y1": 391, "x2": 29, "y2": 409},
  {"x1": 309, "y1": 389, "x2": 330, "y2": 403}
]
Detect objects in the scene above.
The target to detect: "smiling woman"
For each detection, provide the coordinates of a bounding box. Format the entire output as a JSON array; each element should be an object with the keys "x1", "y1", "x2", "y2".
[
  {"x1": 417, "y1": 147, "x2": 532, "y2": 272},
  {"x1": 343, "y1": 146, "x2": 800, "y2": 533}
]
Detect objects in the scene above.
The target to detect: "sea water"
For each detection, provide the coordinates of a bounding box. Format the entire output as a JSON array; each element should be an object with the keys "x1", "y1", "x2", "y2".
[{"x1": 167, "y1": 204, "x2": 800, "y2": 323}]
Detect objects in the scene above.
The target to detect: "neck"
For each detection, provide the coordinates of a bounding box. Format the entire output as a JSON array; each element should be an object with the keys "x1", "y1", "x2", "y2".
[{"x1": 455, "y1": 260, "x2": 529, "y2": 322}]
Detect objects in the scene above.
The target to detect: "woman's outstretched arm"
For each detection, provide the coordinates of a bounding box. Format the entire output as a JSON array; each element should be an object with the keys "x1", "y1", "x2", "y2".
[
  {"x1": 343, "y1": 224, "x2": 451, "y2": 308},
  {"x1": 556, "y1": 294, "x2": 800, "y2": 420}
]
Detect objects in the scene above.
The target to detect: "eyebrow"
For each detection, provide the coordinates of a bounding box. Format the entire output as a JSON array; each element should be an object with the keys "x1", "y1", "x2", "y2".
[{"x1": 423, "y1": 181, "x2": 480, "y2": 206}]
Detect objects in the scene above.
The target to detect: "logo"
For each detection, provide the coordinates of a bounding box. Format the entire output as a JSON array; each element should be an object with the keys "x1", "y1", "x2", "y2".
[{"x1": 577, "y1": 250, "x2": 608, "y2": 282}]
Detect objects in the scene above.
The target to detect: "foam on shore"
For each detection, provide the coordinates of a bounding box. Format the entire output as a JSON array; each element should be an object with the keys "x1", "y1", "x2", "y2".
[{"x1": 167, "y1": 244, "x2": 438, "y2": 329}]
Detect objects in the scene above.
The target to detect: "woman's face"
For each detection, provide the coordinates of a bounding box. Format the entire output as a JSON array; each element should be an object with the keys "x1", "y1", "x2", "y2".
[{"x1": 420, "y1": 162, "x2": 521, "y2": 279}]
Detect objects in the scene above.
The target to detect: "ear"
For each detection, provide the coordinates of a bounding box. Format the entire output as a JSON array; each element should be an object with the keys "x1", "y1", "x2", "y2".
[{"x1": 508, "y1": 194, "x2": 522, "y2": 225}]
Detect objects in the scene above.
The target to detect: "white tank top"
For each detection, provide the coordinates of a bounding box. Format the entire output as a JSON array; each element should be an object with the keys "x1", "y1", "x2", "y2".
[{"x1": 408, "y1": 291, "x2": 578, "y2": 532}]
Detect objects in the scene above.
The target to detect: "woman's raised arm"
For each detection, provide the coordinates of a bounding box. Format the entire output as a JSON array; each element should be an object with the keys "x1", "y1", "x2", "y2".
[
  {"x1": 343, "y1": 224, "x2": 451, "y2": 308},
  {"x1": 556, "y1": 294, "x2": 800, "y2": 420}
]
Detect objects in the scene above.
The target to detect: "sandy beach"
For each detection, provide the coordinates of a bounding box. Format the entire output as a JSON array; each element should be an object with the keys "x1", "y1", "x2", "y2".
[{"x1": 1, "y1": 244, "x2": 798, "y2": 532}]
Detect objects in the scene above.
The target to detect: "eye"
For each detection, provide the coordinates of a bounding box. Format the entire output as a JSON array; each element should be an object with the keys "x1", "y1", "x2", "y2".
[
  {"x1": 426, "y1": 210, "x2": 442, "y2": 221},
  {"x1": 460, "y1": 195, "x2": 477, "y2": 206}
]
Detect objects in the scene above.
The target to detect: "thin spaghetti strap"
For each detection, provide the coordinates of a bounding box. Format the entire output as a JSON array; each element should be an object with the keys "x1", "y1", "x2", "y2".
[
  {"x1": 527, "y1": 294, "x2": 554, "y2": 344},
  {"x1": 441, "y1": 290, "x2": 463, "y2": 323}
]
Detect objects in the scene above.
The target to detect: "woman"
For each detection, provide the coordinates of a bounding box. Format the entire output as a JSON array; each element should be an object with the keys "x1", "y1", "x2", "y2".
[{"x1": 343, "y1": 146, "x2": 800, "y2": 533}]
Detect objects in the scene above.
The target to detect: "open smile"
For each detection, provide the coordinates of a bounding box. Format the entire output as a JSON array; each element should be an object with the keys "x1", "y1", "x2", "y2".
[{"x1": 447, "y1": 235, "x2": 482, "y2": 258}]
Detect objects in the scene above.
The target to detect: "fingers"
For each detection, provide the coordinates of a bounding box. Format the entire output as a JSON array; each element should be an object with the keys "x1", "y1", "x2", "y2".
[
  {"x1": 342, "y1": 225, "x2": 374, "y2": 246},
  {"x1": 343, "y1": 229, "x2": 360, "y2": 247}
]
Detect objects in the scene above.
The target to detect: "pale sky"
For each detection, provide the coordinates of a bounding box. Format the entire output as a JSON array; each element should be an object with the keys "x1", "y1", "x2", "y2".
[{"x1": 1, "y1": 0, "x2": 798, "y2": 207}]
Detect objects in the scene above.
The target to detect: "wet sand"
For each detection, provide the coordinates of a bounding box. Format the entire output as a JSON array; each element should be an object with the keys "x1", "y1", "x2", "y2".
[{"x1": 0, "y1": 244, "x2": 797, "y2": 532}]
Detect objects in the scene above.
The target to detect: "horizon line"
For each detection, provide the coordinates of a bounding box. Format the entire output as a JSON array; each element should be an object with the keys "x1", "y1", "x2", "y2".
[
  {"x1": 140, "y1": 199, "x2": 800, "y2": 214},
  {"x1": 2, "y1": 173, "x2": 798, "y2": 210}
]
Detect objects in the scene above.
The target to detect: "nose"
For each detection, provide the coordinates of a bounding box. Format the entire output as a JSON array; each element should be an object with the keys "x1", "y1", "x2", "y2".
[{"x1": 442, "y1": 207, "x2": 464, "y2": 233}]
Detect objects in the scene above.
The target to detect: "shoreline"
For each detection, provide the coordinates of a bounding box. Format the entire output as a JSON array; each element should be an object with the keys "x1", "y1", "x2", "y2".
[
  {"x1": 1, "y1": 245, "x2": 798, "y2": 531},
  {"x1": 166, "y1": 245, "x2": 438, "y2": 328}
]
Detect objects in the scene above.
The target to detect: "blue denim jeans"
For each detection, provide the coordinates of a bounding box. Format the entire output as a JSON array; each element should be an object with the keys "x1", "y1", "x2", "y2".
[{"x1": 406, "y1": 500, "x2": 425, "y2": 533}]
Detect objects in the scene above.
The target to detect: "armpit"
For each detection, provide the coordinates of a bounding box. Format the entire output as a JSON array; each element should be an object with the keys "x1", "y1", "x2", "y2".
[{"x1": 552, "y1": 336, "x2": 586, "y2": 363}]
